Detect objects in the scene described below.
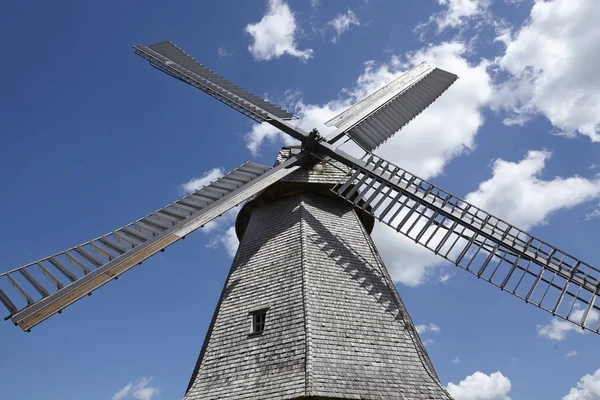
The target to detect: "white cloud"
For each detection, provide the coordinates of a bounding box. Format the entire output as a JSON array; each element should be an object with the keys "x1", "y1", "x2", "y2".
[
  {"x1": 563, "y1": 369, "x2": 600, "y2": 400},
  {"x1": 537, "y1": 319, "x2": 584, "y2": 341},
  {"x1": 208, "y1": 226, "x2": 239, "y2": 257},
  {"x1": 586, "y1": 205, "x2": 600, "y2": 221},
  {"x1": 113, "y1": 383, "x2": 132, "y2": 400},
  {"x1": 416, "y1": 323, "x2": 441, "y2": 334},
  {"x1": 447, "y1": 371, "x2": 512, "y2": 400},
  {"x1": 327, "y1": 9, "x2": 360, "y2": 43},
  {"x1": 465, "y1": 150, "x2": 600, "y2": 230},
  {"x1": 112, "y1": 378, "x2": 159, "y2": 400},
  {"x1": 134, "y1": 386, "x2": 160, "y2": 400},
  {"x1": 217, "y1": 46, "x2": 234, "y2": 58},
  {"x1": 417, "y1": 322, "x2": 440, "y2": 346},
  {"x1": 419, "y1": 0, "x2": 492, "y2": 33},
  {"x1": 246, "y1": 117, "x2": 300, "y2": 155},
  {"x1": 537, "y1": 305, "x2": 599, "y2": 341},
  {"x1": 566, "y1": 350, "x2": 579, "y2": 358},
  {"x1": 245, "y1": 41, "x2": 492, "y2": 285},
  {"x1": 439, "y1": 272, "x2": 453, "y2": 283},
  {"x1": 181, "y1": 168, "x2": 224, "y2": 193},
  {"x1": 245, "y1": 0, "x2": 313, "y2": 62},
  {"x1": 453, "y1": 356, "x2": 461, "y2": 363},
  {"x1": 493, "y1": 0, "x2": 600, "y2": 142}
]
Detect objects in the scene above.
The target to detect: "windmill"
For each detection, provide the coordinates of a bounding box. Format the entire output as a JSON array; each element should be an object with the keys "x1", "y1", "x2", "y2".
[{"x1": 1, "y1": 40, "x2": 599, "y2": 398}]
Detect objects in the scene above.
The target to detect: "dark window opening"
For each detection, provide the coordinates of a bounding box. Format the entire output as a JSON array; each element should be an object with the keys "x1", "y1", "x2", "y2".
[{"x1": 250, "y1": 310, "x2": 267, "y2": 334}]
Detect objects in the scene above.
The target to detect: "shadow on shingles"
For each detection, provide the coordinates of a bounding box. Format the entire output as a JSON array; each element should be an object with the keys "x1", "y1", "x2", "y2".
[
  {"x1": 228, "y1": 192, "x2": 408, "y2": 326},
  {"x1": 301, "y1": 197, "x2": 448, "y2": 392},
  {"x1": 301, "y1": 202, "x2": 408, "y2": 327}
]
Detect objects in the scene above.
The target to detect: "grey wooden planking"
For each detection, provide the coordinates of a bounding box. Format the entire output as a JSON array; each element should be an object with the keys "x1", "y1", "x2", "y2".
[
  {"x1": 186, "y1": 194, "x2": 308, "y2": 399},
  {"x1": 185, "y1": 149, "x2": 451, "y2": 399}
]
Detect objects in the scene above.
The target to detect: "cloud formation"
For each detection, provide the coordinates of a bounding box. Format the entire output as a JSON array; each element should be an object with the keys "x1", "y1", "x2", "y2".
[
  {"x1": 327, "y1": 9, "x2": 360, "y2": 43},
  {"x1": 181, "y1": 168, "x2": 224, "y2": 194},
  {"x1": 446, "y1": 371, "x2": 512, "y2": 400},
  {"x1": 245, "y1": 0, "x2": 313, "y2": 61},
  {"x1": 217, "y1": 46, "x2": 234, "y2": 58},
  {"x1": 493, "y1": 0, "x2": 600, "y2": 142},
  {"x1": 112, "y1": 378, "x2": 160, "y2": 400},
  {"x1": 419, "y1": 0, "x2": 492, "y2": 33},
  {"x1": 465, "y1": 150, "x2": 600, "y2": 230},
  {"x1": 563, "y1": 369, "x2": 600, "y2": 400},
  {"x1": 537, "y1": 306, "x2": 599, "y2": 341},
  {"x1": 586, "y1": 207, "x2": 600, "y2": 221},
  {"x1": 416, "y1": 323, "x2": 441, "y2": 334},
  {"x1": 208, "y1": 226, "x2": 239, "y2": 257}
]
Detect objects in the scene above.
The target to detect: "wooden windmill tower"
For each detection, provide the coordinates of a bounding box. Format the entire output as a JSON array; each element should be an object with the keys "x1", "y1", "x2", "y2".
[{"x1": 1, "y1": 41, "x2": 599, "y2": 399}]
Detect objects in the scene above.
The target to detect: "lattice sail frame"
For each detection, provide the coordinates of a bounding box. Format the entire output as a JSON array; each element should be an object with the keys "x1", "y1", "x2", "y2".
[
  {"x1": 329, "y1": 153, "x2": 600, "y2": 333},
  {"x1": 0, "y1": 157, "x2": 305, "y2": 331}
]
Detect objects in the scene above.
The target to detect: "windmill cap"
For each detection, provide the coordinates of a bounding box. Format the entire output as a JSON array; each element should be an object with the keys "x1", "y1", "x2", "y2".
[{"x1": 235, "y1": 147, "x2": 374, "y2": 240}]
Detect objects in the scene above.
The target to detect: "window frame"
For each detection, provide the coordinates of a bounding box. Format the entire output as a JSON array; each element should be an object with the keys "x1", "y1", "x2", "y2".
[{"x1": 248, "y1": 307, "x2": 270, "y2": 336}]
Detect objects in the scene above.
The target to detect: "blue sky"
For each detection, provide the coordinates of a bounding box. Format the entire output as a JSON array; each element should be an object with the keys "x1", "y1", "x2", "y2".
[{"x1": 1, "y1": 0, "x2": 599, "y2": 399}]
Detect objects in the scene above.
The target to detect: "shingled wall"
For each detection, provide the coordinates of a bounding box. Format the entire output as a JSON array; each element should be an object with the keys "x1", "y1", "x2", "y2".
[{"x1": 185, "y1": 149, "x2": 452, "y2": 400}]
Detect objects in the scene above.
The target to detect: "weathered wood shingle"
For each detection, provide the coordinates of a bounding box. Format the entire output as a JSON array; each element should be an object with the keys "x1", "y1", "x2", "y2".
[
  {"x1": 301, "y1": 194, "x2": 449, "y2": 399},
  {"x1": 185, "y1": 149, "x2": 452, "y2": 400}
]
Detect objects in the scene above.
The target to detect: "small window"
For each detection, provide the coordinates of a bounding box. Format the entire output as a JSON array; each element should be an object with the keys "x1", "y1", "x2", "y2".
[{"x1": 249, "y1": 308, "x2": 268, "y2": 335}]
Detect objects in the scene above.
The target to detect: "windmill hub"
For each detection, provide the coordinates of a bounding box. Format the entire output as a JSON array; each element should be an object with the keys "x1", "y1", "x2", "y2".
[{"x1": 302, "y1": 128, "x2": 323, "y2": 151}]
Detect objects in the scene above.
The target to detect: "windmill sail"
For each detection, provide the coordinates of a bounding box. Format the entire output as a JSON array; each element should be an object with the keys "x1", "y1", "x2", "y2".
[
  {"x1": 134, "y1": 41, "x2": 295, "y2": 123},
  {"x1": 330, "y1": 152, "x2": 600, "y2": 334},
  {"x1": 325, "y1": 62, "x2": 457, "y2": 151},
  {"x1": 0, "y1": 156, "x2": 306, "y2": 331}
]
